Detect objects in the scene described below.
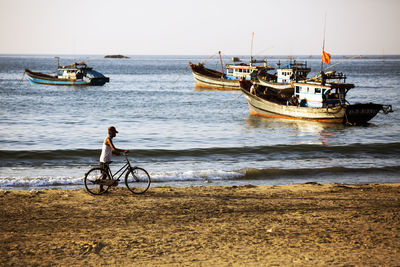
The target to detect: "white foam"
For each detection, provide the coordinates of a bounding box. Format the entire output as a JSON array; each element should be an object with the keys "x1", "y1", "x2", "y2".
[
  {"x1": 149, "y1": 169, "x2": 244, "y2": 182},
  {"x1": 0, "y1": 176, "x2": 84, "y2": 187},
  {"x1": 0, "y1": 169, "x2": 244, "y2": 188}
]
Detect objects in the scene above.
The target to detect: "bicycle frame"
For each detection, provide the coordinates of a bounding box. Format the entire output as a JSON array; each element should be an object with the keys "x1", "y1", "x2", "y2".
[
  {"x1": 107, "y1": 155, "x2": 133, "y2": 181},
  {"x1": 84, "y1": 153, "x2": 151, "y2": 195}
]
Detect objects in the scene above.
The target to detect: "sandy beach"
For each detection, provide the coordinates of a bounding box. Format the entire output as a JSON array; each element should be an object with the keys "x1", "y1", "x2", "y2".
[{"x1": 1, "y1": 183, "x2": 399, "y2": 266}]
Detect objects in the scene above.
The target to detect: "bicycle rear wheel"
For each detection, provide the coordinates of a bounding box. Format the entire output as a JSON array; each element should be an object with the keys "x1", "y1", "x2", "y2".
[
  {"x1": 84, "y1": 167, "x2": 111, "y2": 195},
  {"x1": 125, "y1": 167, "x2": 151, "y2": 194}
]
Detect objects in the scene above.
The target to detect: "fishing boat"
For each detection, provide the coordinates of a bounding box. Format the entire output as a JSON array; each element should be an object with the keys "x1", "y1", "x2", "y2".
[
  {"x1": 25, "y1": 61, "x2": 109, "y2": 86},
  {"x1": 189, "y1": 52, "x2": 274, "y2": 90},
  {"x1": 240, "y1": 70, "x2": 393, "y2": 124},
  {"x1": 189, "y1": 52, "x2": 312, "y2": 91}
]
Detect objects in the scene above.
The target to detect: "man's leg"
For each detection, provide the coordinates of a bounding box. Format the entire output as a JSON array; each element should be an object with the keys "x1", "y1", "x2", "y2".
[{"x1": 99, "y1": 162, "x2": 110, "y2": 193}]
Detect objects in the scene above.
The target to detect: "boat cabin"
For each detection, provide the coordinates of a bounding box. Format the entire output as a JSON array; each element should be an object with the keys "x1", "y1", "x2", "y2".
[
  {"x1": 226, "y1": 64, "x2": 274, "y2": 80},
  {"x1": 57, "y1": 68, "x2": 81, "y2": 80},
  {"x1": 293, "y1": 82, "x2": 346, "y2": 108},
  {"x1": 57, "y1": 61, "x2": 88, "y2": 80},
  {"x1": 276, "y1": 60, "x2": 311, "y2": 83},
  {"x1": 277, "y1": 69, "x2": 293, "y2": 83}
]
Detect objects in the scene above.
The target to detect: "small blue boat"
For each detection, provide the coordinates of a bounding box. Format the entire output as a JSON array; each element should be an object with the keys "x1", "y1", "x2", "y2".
[{"x1": 25, "y1": 61, "x2": 109, "y2": 86}]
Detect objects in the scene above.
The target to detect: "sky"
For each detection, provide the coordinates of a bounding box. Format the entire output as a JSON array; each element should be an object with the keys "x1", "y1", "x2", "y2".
[{"x1": 1, "y1": 0, "x2": 399, "y2": 55}]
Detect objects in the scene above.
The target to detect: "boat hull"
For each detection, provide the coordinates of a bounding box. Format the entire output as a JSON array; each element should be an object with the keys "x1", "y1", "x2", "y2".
[
  {"x1": 345, "y1": 103, "x2": 387, "y2": 124},
  {"x1": 24, "y1": 69, "x2": 109, "y2": 86},
  {"x1": 241, "y1": 88, "x2": 346, "y2": 123},
  {"x1": 256, "y1": 77, "x2": 293, "y2": 90},
  {"x1": 189, "y1": 62, "x2": 241, "y2": 90}
]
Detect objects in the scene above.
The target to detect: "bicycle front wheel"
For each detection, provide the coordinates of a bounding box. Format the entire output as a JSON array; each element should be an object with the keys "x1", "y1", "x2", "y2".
[
  {"x1": 84, "y1": 167, "x2": 110, "y2": 195},
  {"x1": 125, "y1": 167, "x2": 151, "y2": 194}
]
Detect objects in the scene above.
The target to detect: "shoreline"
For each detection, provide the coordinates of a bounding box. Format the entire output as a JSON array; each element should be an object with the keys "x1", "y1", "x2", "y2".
[
  {"x1": 3, "y1": 179, "x2": 400, "y2": 192},
  {"x1": 1, "y1": 183, "x2": 400, "y2": 266}
]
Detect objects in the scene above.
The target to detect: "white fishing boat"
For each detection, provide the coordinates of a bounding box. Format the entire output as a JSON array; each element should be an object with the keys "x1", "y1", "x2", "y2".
[{"x1": 25, "y1": 60, "x2": 109, "y2": 86}]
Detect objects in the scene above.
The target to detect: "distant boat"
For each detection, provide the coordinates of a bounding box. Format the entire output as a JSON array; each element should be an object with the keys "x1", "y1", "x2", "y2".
[
  {"x1": 189, "y1": 53, "x2": 275, "y2": 90},
  {"x1": 25, "y1": 61, "x2": 109, "y2": 86},
  {"x1": 240, "y1": 70, "x2": 393, "y2": 124}
]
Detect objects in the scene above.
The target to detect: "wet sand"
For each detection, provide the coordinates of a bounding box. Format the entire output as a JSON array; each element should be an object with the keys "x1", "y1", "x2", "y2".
[{"x1": 1, "y1": 183, "x2": 400, "y2": 266}]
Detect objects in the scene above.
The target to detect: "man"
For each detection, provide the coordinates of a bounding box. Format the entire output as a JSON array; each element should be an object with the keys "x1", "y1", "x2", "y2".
[
  {"x1": 99, "y1": 126, "x2": 129, "y2": 192},
  {"x1": 250, "y1": 84, "x2": 257, "y2": 95}
]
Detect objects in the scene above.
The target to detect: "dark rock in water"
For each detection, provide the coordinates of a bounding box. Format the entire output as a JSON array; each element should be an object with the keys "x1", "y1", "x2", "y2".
[{"x1": 104, "y1": 55, "x2": 129, "y2": 59}]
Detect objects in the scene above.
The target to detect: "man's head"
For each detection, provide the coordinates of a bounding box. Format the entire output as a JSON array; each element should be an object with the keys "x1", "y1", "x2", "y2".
[{"x1": 108, "y1": 126, "x2": 118, "y2": 137}]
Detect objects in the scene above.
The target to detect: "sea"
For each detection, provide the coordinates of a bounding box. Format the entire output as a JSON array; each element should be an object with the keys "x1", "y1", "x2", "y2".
[{"x1": 0, "y1": 54, "x2": 399, "y2": 190}]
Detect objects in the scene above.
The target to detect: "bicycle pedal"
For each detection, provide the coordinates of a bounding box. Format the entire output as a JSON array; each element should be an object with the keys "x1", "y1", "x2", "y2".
[
  {"x1": 97, "y1": 179, "x2": 116, "y2": 186},
  {"x1": 105, "y1": 180, "x2": 117, "y2": 186}
]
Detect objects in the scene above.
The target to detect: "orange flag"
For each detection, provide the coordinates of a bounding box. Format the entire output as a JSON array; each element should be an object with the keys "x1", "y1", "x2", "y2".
[{"x1": 322, "y1": 50, "x2": 331, "y2": 64}]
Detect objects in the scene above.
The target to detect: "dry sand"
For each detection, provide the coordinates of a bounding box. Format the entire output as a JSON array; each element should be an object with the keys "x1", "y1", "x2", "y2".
[{"x1": 1, "y1": 183, "x2": 400, "y2": 266}]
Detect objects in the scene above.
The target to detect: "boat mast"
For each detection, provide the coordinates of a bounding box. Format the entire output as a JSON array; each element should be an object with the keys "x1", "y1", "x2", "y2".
[
  {"x1": 250, "y1": 32, "x2": 254, "y2": 67},
  {"x1": 321, "y1": 14, "x2": 327, "y2": 74},
  {"x1": 218, "y1": 51, "x2": 224, "y2": 77},
  {"x1": 55, "y1": 56, "x2": 60, "y2": 68}
]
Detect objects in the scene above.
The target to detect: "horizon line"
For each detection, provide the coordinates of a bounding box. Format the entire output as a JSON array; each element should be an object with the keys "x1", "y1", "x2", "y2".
[{"x1": 0, "y1": 53, "x2": 398, "y2": 57}]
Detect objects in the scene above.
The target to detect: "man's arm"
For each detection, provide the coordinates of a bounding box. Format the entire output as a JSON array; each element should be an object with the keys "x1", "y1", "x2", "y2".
[{"x1": 105, "y1": 137, "x2": 129, "y2": 153}]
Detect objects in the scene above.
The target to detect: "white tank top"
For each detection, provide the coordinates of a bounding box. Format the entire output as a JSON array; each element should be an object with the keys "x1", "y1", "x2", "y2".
[{"x1": 99, "y1": 137, "x2": 112, "y2": 163}]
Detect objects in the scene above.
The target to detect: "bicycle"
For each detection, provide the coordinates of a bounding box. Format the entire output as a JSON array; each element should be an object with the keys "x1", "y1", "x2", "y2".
[{"x1": 84, "y1": 153, "x2": 151, "y2": 195}]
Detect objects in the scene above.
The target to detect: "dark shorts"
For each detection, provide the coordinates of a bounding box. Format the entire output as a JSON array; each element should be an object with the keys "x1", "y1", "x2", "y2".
[{"x1": 99, "y1": 162, "x2": 110, "y2": 172}]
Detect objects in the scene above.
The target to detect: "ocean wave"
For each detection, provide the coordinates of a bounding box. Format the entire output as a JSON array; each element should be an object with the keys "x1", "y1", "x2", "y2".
[
  {"x1": 0, "y1": 176, "x2": 84, "y2": 187},
  {"x1": 1, "y1": 142, "x2": 400, "y2": 167},
  {"x1": 1, "y1": 166, "x2": 399, "y2": 188},
  {"x1": 0, "y1": 170, "x2": 242, "y2": 188}
]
